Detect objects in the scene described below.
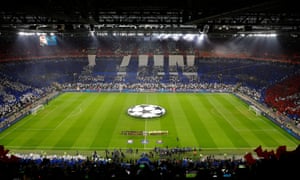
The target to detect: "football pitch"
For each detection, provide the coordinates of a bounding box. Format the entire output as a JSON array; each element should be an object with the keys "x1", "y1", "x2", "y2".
[{"x1": 0, "y1": 92, "x2": 299, "y2": 155}]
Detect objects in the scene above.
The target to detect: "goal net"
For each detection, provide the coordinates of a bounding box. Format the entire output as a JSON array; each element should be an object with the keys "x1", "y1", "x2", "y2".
[
  {"x1": 30, "y1": 104, "x2": 44, "y2": 115},
  {"x1": 249, "y1": 105, "x2": 262, "y2": 116}
]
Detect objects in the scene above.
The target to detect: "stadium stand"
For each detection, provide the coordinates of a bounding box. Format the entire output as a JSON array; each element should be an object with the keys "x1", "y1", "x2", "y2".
[
  {"x1": 0, "y1": 0, "x2": 300, "y2": 178},
  {"x1": 0, "y1": 144, "x2": 299, "y2": 179}
]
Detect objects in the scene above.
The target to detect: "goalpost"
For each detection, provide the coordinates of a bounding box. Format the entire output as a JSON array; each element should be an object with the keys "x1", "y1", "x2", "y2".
[
  {"x1": 249, "y1": 105, "x2": 262, "y2": 116},
  {"x1": 30, "y1": 104, "x2": 44, "y2": 115}
]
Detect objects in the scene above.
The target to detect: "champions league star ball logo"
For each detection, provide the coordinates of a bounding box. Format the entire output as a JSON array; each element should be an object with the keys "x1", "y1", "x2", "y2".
[{"x1": 127, "y1": 104, "x2": 166, "y2": 119}]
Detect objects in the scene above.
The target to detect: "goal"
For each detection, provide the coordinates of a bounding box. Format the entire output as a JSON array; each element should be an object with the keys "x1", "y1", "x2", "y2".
[
  {"x1": 30, "y1": 104, "x2": 44, "y2": 115},
  {"x1": 249, "y1": 105, "x2": 262, "y2": 116}
]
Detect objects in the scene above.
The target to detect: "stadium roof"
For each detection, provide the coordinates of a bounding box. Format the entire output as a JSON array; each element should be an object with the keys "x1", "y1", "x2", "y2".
[{"x1": 0, "y1": 0, "x2": 299, "y2": 36}]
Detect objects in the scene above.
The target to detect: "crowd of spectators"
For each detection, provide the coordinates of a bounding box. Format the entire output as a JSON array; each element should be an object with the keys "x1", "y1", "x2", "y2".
[
  {"x1": 0, "y1": 34, "x2": 300, "y2": 179},
  {"x1": 0, "y1": 75, "x2": 52, "y2": 120},
  {"x1": 0, "y1": 146, "x2": 300, "y2": 180},
  {"x1": 0, "y1": 144, "x2": 299, "y2": 179},
  {"x1": 265, "y1": 74, "x2": 300, "y2": 120}
]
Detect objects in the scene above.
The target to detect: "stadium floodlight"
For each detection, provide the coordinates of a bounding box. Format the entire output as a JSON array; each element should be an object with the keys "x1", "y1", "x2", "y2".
[{"x1": 203, "y1": 24, "x2": 210, "y2": 34}]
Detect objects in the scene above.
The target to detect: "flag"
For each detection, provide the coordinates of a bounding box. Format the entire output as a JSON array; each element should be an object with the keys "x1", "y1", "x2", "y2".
[
  {"x1": 0, "y1": 145, "x2": 9, "y2": 158},
  {"x1": 275, "y1": 145, "x2": 287, "y2": 159},
  {"x1": 244, "y1": 152, "x2": 256, "y2": 165},
  {"x1": 265, "y1": 150, "x2": 275, "y2": 160},
  {"x1": 254, "y1": 145, "x2": 264, "y2": 157}
]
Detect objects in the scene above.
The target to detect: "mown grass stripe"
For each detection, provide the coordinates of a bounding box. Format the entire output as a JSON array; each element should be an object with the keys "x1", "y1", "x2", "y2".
[
  {"x1": 180, "y1": 94, "x2": 217, "y2": 148},
  {"x1": 71, "y1": 93, "x2": 108, "y2": 149},
  {"x1": 7, "y1": 93, "x2": 88, "y2": 149},
  {"x1": 186, "y1": 94, "x2": 222, "y2": 148},
  {"x1": 198, "y1": 94, "x2": 234, "y2": 148},
  {"x1": 209, "y1": 94, "x2": 251, "y2": 148},
  {"x1": 52, "y1": 94, "x2": 100, "y2": 149},
  {"x1": 37, "y1": 93, "x2": 92, "y2": 148},
  {"x1": 222, "y1": 94, "x2": 299, "y2": 148},
  {"x1": 0, "y1": 92, "x2": 299, "y2": 153},
  {"x1": 143, "y1": 93, "x2": 163, "y2": 148},
  {"x1": 220, "y1": 94, "x2": 291, "y2": 147},
  {"x1": 157, "y1": 94, "x2": 180, "y2": 147},
  {"x1": 90, "y1": 93, "x2": 126, "y2": 148},
  {"x1": 108, "y1": 93, "x2": 141, "y2": 149},
  {"x1": 166, "y1": 94, "x2": 198, "y2": 147}
]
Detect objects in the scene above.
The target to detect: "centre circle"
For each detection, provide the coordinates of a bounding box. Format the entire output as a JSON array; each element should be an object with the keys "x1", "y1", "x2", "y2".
[{"x1": 127, "y1": 104, "x2": 166, "y2": 119}]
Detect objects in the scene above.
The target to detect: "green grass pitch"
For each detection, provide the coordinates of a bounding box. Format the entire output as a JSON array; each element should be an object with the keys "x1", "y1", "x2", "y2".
[{"x1": 0, "y1": 92, "x2": 299, "y2": 155}]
